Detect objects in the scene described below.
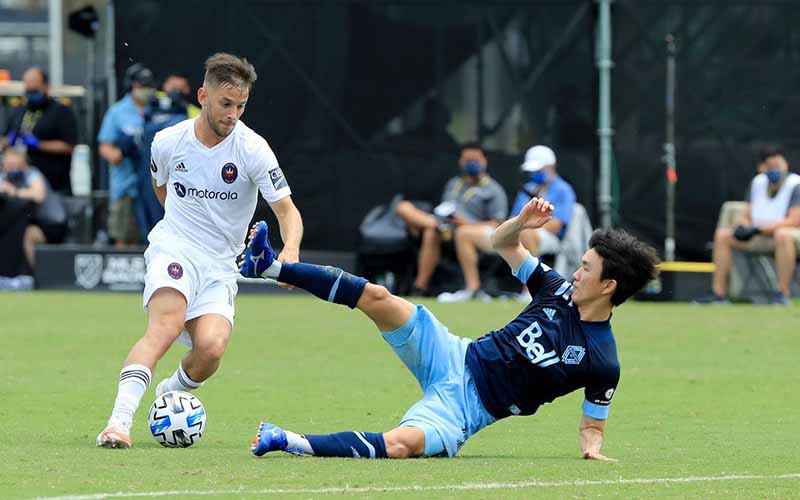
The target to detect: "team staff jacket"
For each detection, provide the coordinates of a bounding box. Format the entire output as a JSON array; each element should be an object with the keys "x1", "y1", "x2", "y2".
[{"x1": 466, "y1": 255, "x2": 620, "y2": 420}]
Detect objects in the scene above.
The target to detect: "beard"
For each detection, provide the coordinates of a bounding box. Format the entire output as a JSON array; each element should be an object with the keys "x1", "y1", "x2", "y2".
[{"x1": 206, "y1": 112, "x2": 233, "y2": 138}]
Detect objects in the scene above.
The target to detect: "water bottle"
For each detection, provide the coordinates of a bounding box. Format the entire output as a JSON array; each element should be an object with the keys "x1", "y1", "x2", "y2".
[{"x1": 71, "y1": 144, "x2": 92, "y2": 196}]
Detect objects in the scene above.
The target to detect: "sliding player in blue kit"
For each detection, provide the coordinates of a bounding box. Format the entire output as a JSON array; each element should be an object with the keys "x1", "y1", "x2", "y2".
[{"x1": 240, "y1": 197, "x2": 659, "y2": 460}]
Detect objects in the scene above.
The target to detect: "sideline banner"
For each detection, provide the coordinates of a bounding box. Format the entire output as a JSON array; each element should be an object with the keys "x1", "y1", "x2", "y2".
[{"x1": 34, "y1": 245, "x2": 355, "y2": 293}]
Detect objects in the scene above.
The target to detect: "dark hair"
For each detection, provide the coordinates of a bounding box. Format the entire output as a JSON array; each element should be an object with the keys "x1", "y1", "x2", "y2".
[
  {"x1": 461, "y1": 141, "x2": 483, "y2": 153},
  {"x1": 203, "y1": 53, "x2": 257, "y2": 89},
  {"x1": 759, "y1": 145, "x2": 785, "y2": 162},
  {"x1": 588, "y1": 228, "x2": 660, "y2": 306},
  {"x1": 165, "y1": 71, "x2": 190, "y2": 81},
  {"x1": 26, "y1": 66, "x2": 49, "y2": 85}
]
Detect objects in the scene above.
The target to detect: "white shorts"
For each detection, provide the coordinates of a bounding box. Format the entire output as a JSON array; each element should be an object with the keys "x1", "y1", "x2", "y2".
[
  {"x1": 484, "y1": 227, "x2": 562, "y2": 255},
  {"x1": 534, "y1": 227, "x2": 562, "y2": 255},
  {"x1": 142, "y1": 240, "x2": 238, "y2": 346}
]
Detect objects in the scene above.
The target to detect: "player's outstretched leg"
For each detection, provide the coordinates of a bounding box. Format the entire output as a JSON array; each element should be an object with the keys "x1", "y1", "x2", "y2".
[
  {"x1": 251, "y1": 422, "x2": 424, "y2": 459},
  {"x1": 239, "y1": 221, "x2": 414, "y2": 331},
  {"x1": 240, "y1": 221, "x2": 365, "y2": 307}
]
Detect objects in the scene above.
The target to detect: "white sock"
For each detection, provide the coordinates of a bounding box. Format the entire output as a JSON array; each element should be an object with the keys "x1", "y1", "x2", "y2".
[
  {"x1": 109, "y1": 364, "x2": 151, "y2": 427},
  {"x1": 263, "y1": 261, "x2": 281, "y2": 279},
  {"x1": 161, "y1": 362, "x2": 203, "y2": 393},
  {"x1": 285, "y1": 430, "x2": 314, "y2": 454}
]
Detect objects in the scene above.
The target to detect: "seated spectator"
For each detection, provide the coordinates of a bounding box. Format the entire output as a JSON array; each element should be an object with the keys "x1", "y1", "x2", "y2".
[
  {"x1": 697, "y1": 148, "x2": 800, "y2": 305},
  {"x1": 437, "y1": 145, "x2": 576, "y2": 302},
  {"x1": 0, "y1": 147, "x2": 66, "y2": 277},
  {"x1": 395, "y1": 143, "x2": 508, "y2": 298},
  {"x1": 1, "y1": 66, "x2": 78, "y2": 194}
]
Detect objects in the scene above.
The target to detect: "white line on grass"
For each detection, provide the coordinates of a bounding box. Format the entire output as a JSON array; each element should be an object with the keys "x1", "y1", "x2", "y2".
[{"x1": 30, "y1": 473, "x2": 800, "y2": 500}]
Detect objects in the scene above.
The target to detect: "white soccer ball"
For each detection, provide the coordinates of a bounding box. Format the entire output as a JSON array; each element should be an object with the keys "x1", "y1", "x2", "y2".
[{"x1": 147, "y1": 390, "x2": 206, "y2": 448}]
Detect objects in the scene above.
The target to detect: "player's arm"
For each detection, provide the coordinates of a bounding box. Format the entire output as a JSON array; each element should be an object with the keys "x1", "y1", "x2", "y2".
[
  {"x1": 152, "y1": 178, "x2": 167, "y2": 207},
  {"x1": 491, "y1": 197, "x2": 554, "y2": 271},
  {"x1": 269, "y1": 196, "x2": 303, "y2": 263},
  {"x1": 579, "y1": 414, "x2": 615, "y2": 461}
]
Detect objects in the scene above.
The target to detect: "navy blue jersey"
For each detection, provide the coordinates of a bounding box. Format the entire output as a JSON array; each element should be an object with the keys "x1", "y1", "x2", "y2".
[{"x1": 466, "y1": 255, "x2": 620, "y2": 420}]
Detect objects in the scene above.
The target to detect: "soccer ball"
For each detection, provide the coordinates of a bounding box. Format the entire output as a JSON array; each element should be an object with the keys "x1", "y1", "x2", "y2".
[{"x1": 147, "y1": 391, "x2": 206, "y2": 448}]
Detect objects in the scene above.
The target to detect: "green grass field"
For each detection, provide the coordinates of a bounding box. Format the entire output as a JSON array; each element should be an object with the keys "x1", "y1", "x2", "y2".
[{"x1": 1, "y1": 292, "x2": 799, "y2": 499}]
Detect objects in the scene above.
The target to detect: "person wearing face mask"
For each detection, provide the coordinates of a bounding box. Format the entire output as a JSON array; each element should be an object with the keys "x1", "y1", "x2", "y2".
[
  {"x1": 97, "y1": 63, "x2": 157, "y2": 248},
  {"x1": 0, "y1": 147, "x2": 67, "y2": 279},
  {"x1": 1, "y1": 67, "x2": 78, "y2": 195},
  {"x1": 395, "y1": 143, "x2": 508, "y2": 298},
  {"x1": 440, "y1": 145, "x2": 577, "y2": 303},
  {"x1": 513, "y1": 146, "x2": 577, "y2": 258},
  {"x1": 697, "y1": 148, "x2": 800, "y2": 305},
  {"x1": 131, "y1": 72, "x2": 195, "y2": 242},
  {"x1": 159, "y1": 72, "x2": 201, "y2": 119}
]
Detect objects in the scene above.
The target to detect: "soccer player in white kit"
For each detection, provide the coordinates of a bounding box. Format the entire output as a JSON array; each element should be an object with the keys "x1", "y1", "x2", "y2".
[{"x1": 97, "y1": 53, "x2": 303, "y2": 448}]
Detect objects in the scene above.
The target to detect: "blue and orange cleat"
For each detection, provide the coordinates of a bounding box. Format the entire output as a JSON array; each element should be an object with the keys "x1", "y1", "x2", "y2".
[
  {"x1": 251, "y1": 422, "x2": 289, "y2": 457},
  {"x1": 239, "y1": 221, "x2": 276, "y2": 278}
]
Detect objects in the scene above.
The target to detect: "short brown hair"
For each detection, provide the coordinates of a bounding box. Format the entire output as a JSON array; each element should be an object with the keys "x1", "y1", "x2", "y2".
[{"x1": 203, "y1": 52, "x2": 257, "y2": 89}]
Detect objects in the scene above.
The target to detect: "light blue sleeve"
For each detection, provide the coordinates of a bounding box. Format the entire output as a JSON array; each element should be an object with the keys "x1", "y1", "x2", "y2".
[
  {"x1": 97, "y1": 106, "x2": 118, "y2": 143},
  {"x1": 549, "y1": 182, "x2": 576, "y2": 226},
  {"x1": 582, "y1": 400, "x2": 610, "y2": 420},
  {"x1": 512, "y1": 253, "x2": 540, "y2": 283},
  {"x1": 510, "y1": 190, "x2": 529, "y2": 217}
]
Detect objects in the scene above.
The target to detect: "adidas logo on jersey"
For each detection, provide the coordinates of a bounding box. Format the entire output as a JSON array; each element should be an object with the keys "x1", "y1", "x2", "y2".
[
  {"x1": 175, "y1": 162, "x2": 187, "y2": 172},
  {"x1": 543, "y1": 308, "x2": 556, "y2": 321}
]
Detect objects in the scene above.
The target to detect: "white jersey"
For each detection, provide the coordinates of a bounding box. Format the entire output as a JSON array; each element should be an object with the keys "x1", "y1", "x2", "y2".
[{"x1": 149, "y1": 118, "x2": 291, "y2": 262}]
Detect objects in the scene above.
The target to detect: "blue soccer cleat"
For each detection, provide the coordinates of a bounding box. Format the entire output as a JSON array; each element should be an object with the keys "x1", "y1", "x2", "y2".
[
  {"x1": 239, "y1": 221, "x2": 276, "y2": 278},
  {"x1": 251, "y1": 422, "x2": 288, "y2": 457}
]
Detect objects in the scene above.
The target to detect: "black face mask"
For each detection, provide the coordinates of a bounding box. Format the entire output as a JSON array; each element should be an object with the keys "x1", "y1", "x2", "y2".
[
  {"x1": 25, "y1": 90, "x2": 47, "y2": 110},
  {"x1": 6, "y1": 170, "x2": 26, "y2": 186}
]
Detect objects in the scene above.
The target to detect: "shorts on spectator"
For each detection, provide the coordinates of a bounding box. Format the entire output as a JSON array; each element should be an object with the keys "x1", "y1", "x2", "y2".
[
  {"x1": 108, "y1": 196, "x2": 139, "y2": 243},
  {"x1": 740, "y1": 231, "x2": 800, "y2": 253}
]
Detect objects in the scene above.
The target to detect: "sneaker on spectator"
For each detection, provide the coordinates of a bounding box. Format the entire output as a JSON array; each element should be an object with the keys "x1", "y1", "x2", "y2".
[
  {"x1": 768, "y1": 292, "x2": 790, "y2": 306},
  {"x1": 408, "y1": 286, "x2": 431, "y2": 298},
  {"x1": 437, "y1": 289, "x2": 491, "y2": 303},
  {"x1": 691, "y1": 291, "x2": 731, "y2": 305}
]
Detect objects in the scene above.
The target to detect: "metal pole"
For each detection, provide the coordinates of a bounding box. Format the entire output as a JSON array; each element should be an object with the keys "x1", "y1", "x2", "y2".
[
  {"x1": 664, "y1": 34, "x2": 677, "y2": 261},
  {"x1": 106, "y1": 0, "x2": 117, "y2": 104},
  {"x1": 476, "y1": 14, "x2": 484, "y2": 143},
  {"x1": 596, "y1": 0, "x2": 614, "y2": 228},
  {"x1": 48, "y1": 0, "x2": 63, "y2": 86}
]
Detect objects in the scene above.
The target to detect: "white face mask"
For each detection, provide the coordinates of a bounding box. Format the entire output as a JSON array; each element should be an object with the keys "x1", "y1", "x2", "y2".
[{"x1": 132, "y1": 87, "x2": 155, "y2": 104}]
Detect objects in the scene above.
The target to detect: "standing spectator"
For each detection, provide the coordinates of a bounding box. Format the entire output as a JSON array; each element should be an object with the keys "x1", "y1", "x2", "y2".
[
  {"x1": 161, "y1": 72, "x2": 201, "y2": 118},
  {"x1": 133, "y1": 72, "x2": 194, "y2": 240},
  {"x1": 0, "y1": 147, "x2": 66, "y2": 278},
  {"x1": 1, "y1": 67, "x2": 78, "y2": 194},
  {"x1": 697, "y1": 148, "x2": 800, "y2": 305},
  {"x1": 97, "y1": 64, "x2": 156, "y2": 248},
  {"x1": 395, "y1": 143, "x2": 508, "y2": 299}
]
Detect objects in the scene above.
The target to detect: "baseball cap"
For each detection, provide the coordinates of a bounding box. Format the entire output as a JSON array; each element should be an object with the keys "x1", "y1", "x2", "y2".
[
  {"x1": 124, "y1": 63, "x2": 155, "y2": 88},
  {"x1": 520, "y1": 145, "x2": 556, "y2": 172}
]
